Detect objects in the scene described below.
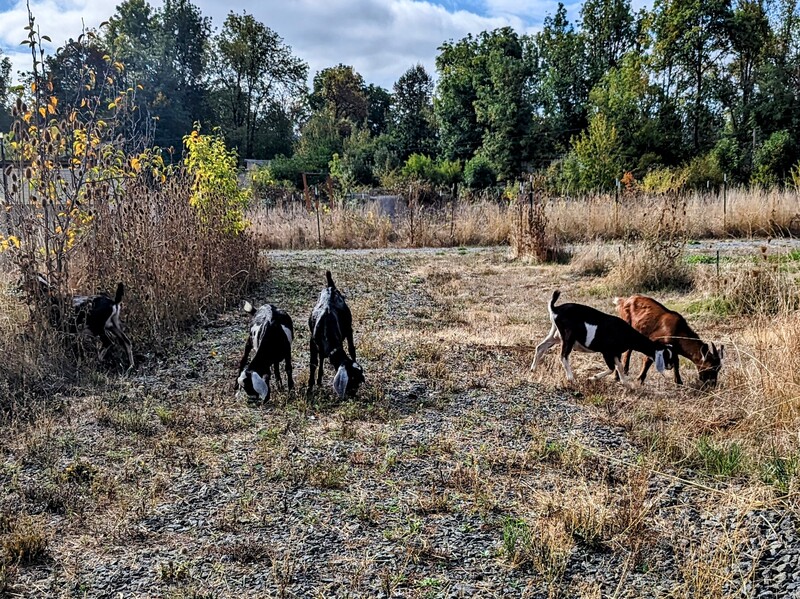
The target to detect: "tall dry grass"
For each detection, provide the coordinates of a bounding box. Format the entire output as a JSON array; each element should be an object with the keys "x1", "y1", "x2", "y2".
[
  {"x1": 549, "y1": 188, "x2": 800, "y2": 242},
  {"x1": 248, "y1": 198, "x2": 512, "y2": 249},
  {"x1": 250, "y1": 188, "x2": 800, "y2": 251}
]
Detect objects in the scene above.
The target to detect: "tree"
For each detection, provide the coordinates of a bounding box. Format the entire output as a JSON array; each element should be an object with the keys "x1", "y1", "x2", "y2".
[
  {"x1": 213, "y1": 12, "x2": 307, "y2": 159},
  {"x1": 580, "y1": 0, "x2": 636, "y2": 86},
  {"x1": 435, "y1": 35, "x2": 482, "y2": 162},
  {"x1": 653, "y1": 0, "x2": 732, "y2": 152},
  {"x1": 471, "y1": 28, "x2": 532, "y2": 181},
  {"x1": 155, "y1": 0, "x2": 212, "y2": 148},
  {"x1": 0, "y1": 50, "x2": 10, "y2": 131},
  {"x1": 571, "y1": 112, "x2": 624, "y2": 190},
  {"x1": 532, "y1": 4, "x2": 590, "y2": 154},
  {"x1": 365, "y1": 84, "x2": 391, "y2": 136},
  {"x1": 391, "y1": 64, "x2": 436, "y2": 161},
  {"x1": 436, "y1": 29, "x2": 532, "y2": 179},
  {"x1": 310, "y1": 65, "x2": 368, "y2": 127}
]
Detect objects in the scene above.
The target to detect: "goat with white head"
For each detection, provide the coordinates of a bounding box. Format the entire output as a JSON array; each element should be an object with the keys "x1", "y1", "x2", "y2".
[
  {"x1": 308, "y1": 271, "x2": 364, "y2": 398},
  {"x1": 530, "y1": 291, "x2": 675, "y2": 388},
  {"x1": 235, "y1": 302, "x2": 294, "y2": 402}
]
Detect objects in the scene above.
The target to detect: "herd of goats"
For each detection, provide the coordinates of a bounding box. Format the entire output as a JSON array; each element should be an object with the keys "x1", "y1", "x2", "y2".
[{"x1": 31, "y1": 269, "x2": 725, "y2": 397}]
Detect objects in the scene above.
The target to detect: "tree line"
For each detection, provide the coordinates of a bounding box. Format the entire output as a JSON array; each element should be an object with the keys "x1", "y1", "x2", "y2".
[{"x1": 1, "y1": 0, "x2": 799, "y2": 192}]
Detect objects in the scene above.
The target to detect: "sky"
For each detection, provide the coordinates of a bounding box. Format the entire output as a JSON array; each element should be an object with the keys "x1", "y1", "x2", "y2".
[{"x1": 0, "y1": 0, "x2": 594, "y2": 89}]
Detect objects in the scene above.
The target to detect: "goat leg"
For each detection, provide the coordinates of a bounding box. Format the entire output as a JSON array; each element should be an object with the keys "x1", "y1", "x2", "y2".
[
  {"x1": 285, "y1": 357, "x2": 294, "y2": 391},
  {"x1": 308, "y1": 340, "x2": 318, "y2": 390},
  {"x1": 236, "y1": 337, "x2": 254, "y2": 390},
  {"x1": 637, "y1": 357, "x2": 654, "y2": 384},
  {"x1": 347, "y1": 333, "x2": 357, "y2": 362},
  {"x1": 273, "y1": 362, "x2": 284, "y2": 391}
]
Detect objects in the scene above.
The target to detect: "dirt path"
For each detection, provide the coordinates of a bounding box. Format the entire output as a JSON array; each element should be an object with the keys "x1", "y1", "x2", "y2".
[{"x1": 4, "y1": 247, "x2": 798, "y2": 598}]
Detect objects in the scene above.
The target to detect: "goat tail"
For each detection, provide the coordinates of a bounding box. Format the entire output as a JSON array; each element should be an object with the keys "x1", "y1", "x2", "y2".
[
  {"x1": 550, "y1": 290, "x2": 561, "y2": 310},
  {"x1": 326, "y1": 270, "x2": 336, "y2": 289},
  {"x1": 114, "y1": 283, "x2": 125, "y2": 305},
  {"x1": 548, "y1": 290, "x2": 560, "y2": 321}
]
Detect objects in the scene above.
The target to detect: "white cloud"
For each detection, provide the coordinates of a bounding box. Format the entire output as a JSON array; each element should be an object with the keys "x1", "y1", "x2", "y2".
[{"x1": 0, "y1": 0, "x2": 635, "y2": 88}]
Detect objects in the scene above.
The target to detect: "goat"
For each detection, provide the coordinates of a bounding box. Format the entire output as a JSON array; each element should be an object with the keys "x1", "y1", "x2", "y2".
[
  {"x1": 530, "y1": 290, "x2": 674, "y2": 387},
  {"x1": 235, "y1": 302, "x2": 294, "y2": 402},
  {"x1": 614, "y1": 294, "x2": 723, "y2": 388},
  {"x1": 308, "y1": 271, "x2": 364, "y2": 398},
  {"x1": 31, "y1": 275, "x2": 135, "y2": 369}
]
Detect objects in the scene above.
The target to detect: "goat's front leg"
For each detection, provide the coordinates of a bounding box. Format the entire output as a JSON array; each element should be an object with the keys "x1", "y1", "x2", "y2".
[
  {"x1": 308, "y1": 341, "x2": 318, "y2": 390},
  {"x1": 273, "y1": 362, "x2": 284, "y2": 391},
  {"x1": 346, "y1": 333, "x2": 357, "y2": 362},
  {"x1": 673, "y1": 357, "x2": 682, "y2": 385},
  {"x1": 615, "y1": 357, "x2": 636, "y2": 389},
  {"x1": 637, "y1": 356, "x2": 654, "y2": 384},
  {"x1": 622, "y1": 350, "x2": 632, "y2": 375},
  {"x1": 236, "y1": 337, "x2": 253, "y2": 389},
  {"x1": 591, "y1": 353, "x2": 617, "y2": 380}
]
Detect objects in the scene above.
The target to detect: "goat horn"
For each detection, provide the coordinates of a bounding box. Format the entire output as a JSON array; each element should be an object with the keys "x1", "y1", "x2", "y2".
[{"x1": 710, "y1": 341, "x2": 717, "y2": 355}]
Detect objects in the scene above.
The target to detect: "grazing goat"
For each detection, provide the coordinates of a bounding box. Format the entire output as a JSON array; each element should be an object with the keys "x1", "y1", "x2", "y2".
[
  {"x1": 614, "y1": 294, "x2": 723, "y2": 388},
  {"x1": 308, "y1": 271, "x2": 364, "y2": 398},
  {"x1": 235, "y1": 302, "x2": 294, "y2": 402},
  {"x1": 32, "y1": 275, "x2": 135, "y2": 369},
  {"x1": 530, "y1": 291, "x2": 674, "y2": 387}
]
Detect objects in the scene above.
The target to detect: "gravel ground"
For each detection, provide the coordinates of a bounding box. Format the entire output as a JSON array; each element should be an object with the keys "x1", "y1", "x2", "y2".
[{"x1": 2, "y1": 247, "x2": 798, "y2": 598}]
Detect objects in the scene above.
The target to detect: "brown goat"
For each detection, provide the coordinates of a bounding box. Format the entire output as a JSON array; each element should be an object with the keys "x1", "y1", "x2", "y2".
[{"x1": 614, "y1": 294, "x2": 723, "y2": 388}]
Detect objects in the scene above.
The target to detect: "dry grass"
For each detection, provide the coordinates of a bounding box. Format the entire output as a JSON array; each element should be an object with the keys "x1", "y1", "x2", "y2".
[
  {"x1": 248, "y1": 197, "x2": 512, "y2": 249},
  {"x1": 1, "y1": 246, "x2": 799, "y2": 596},
  {"x1": 249, "y1": 188, "x2": 800, "y2": 251}
]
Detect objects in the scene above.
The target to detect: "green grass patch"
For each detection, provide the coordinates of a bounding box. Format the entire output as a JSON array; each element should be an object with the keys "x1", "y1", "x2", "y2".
[
  {"x1": 685, "y1": 296, "x2": 733, "y2": 317},
  {"x1": 693, "y1": 436, "x2": 746, "y2": 478},
  {"x1": 760, "y1": 451, "x2": 800, "y2": 496}
]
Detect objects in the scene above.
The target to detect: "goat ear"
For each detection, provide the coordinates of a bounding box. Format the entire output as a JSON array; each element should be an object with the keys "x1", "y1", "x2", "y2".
[
  {"x1": 251, "y1": 372, "x2": 269, "y2": 400},
  {"x1": 333, "y1": 365, "x2": 349, "y2": 398}
]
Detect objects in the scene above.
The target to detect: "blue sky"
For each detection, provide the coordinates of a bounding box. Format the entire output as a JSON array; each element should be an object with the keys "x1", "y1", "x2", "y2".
[{"x1": 0, "y1": 0, "x2": 592, "y2": 88}]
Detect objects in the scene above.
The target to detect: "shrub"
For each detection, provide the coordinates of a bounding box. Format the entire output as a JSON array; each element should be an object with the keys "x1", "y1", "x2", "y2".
[
  {"x1": 183, "y1": 127, "x2": 251, "y2": 235},
  {"x1": 570, "y1": 113, "x2": 624, "y2": 191},
  {"x1": 681, "y1": 152, "x2": 723, "y2": 191},
  {"x1": 641, "y1": 165, "x2": 686, "y2": 194},
  {"x1": 752, "y1": 130, "x2": 796, "y2": 188},
  {"x1": 463, "y1": 155, "x2": 496, "y2": 189},
  {"x1": 0, "y1": 17, "x2": 258, "y2": 396}
]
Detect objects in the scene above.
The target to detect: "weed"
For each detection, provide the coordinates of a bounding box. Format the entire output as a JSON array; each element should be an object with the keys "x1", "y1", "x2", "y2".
[
  {"x1": 693, "y1": 436, "x2": 746, "y2": 478},
  {"x1": 309, "y1": 460, "x2": 348, "y2": 489},
  {"x1": 1, "y1": 517, "x2": 49, "y2": 566},
  {"x1": 760, "y1": 450, "x2": 800, "y2": 496}
]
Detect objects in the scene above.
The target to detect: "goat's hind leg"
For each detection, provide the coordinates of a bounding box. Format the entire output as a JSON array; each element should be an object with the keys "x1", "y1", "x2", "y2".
[
  {"x1": 285, "y1": 357, "x2": 294, "y2": 391},
  {"x1": 530, "y1": 325, "x2": 559, "y2": 372},
  {"x1": 559, "y1": 338, "x2": 577, "y2": 383},
  {"x1": 273, "y1": 362, "x2": 284, "y2": 391}
]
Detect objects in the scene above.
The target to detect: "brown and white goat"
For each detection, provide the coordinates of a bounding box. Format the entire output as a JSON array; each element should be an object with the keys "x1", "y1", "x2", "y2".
[{"x1": 614, "y1": 294, "x2": 723, "y2": 388}]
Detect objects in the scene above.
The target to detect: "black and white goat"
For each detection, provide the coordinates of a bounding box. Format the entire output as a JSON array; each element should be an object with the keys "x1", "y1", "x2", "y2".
[
  {"x1": 32, "y1": 275, "x2": 135, "y2": 369},
  {"x1": 530, "y1": 290, "x2": 674, "y2": 387},
  {"x1": 308, "y1": 271, "x2": 364, "y2": 398},
  {"x1": 235, "y1": 302, "x2": 294, "y2": 402}
]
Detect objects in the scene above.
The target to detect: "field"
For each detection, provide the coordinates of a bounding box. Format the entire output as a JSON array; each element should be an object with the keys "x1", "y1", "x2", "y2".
[{"x1": 2, "y1": 243, "x2": 800, "y2": 598}]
